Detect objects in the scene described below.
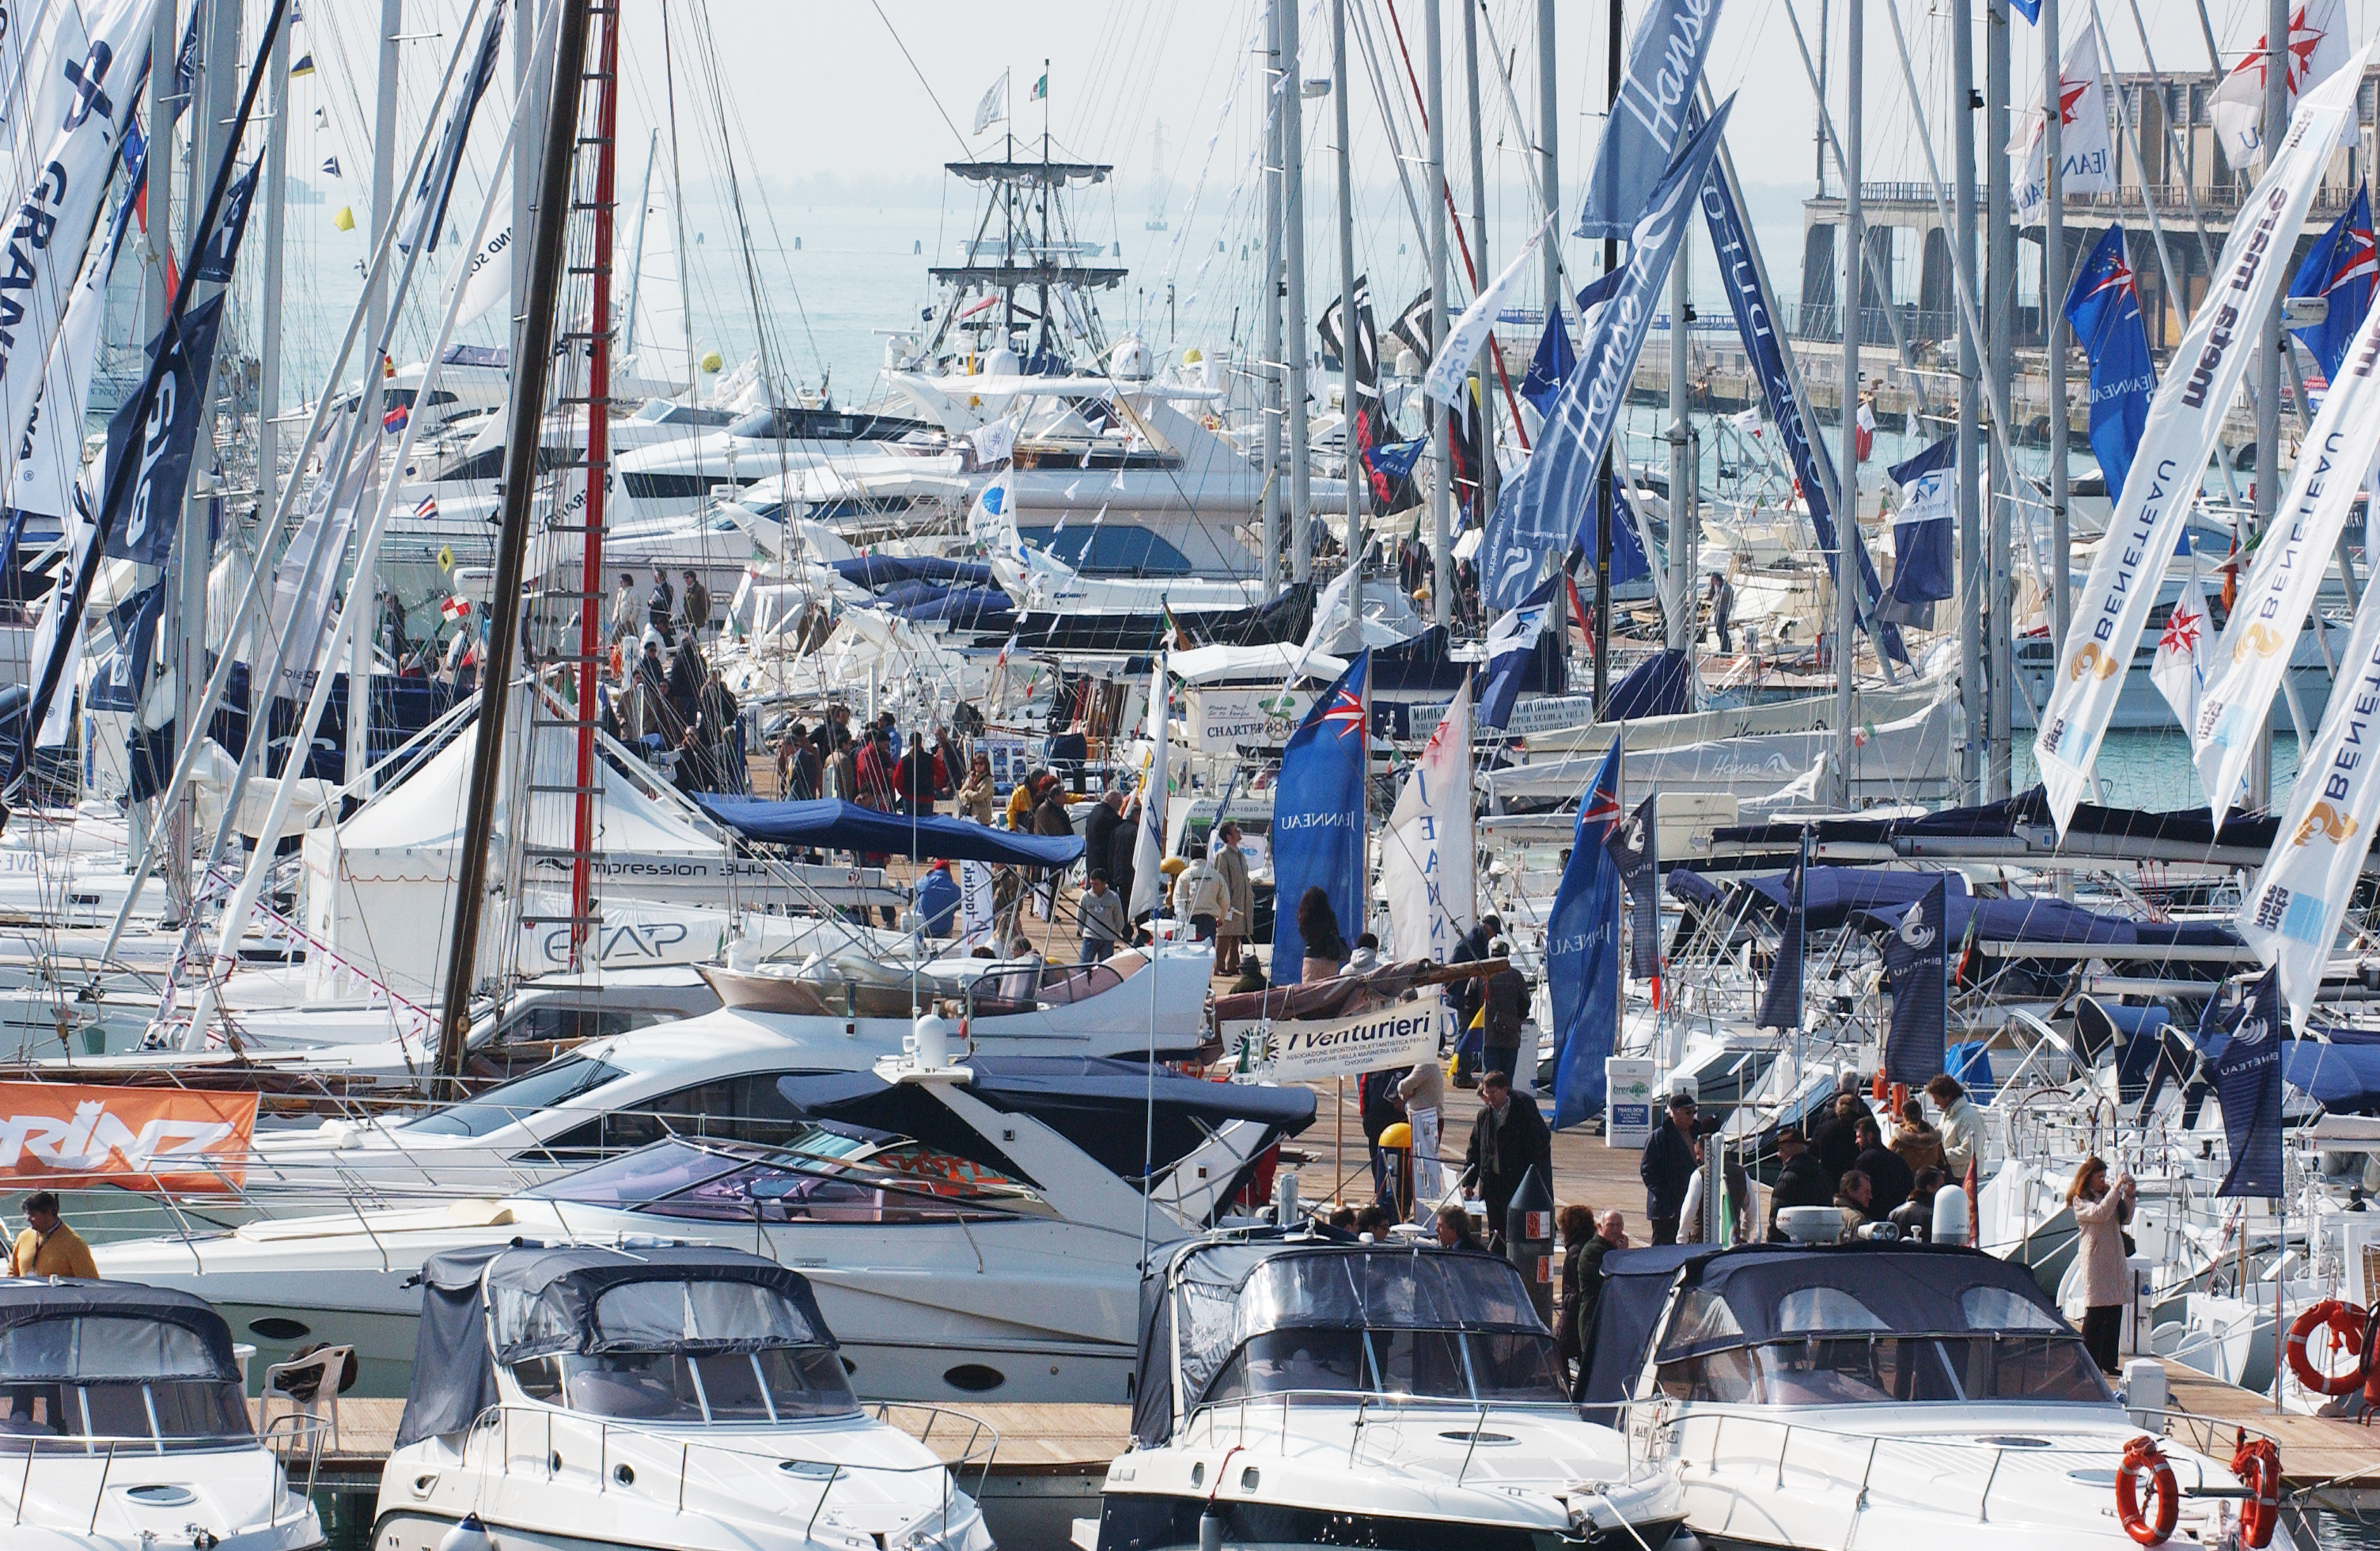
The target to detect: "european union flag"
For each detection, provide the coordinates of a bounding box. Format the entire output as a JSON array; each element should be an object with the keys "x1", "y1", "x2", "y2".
[
  {"x1": 1268, "y1": 653, "x2": 1371, "y2": 983},
  {"x1": 2062, "y1": 225, "x2": 2156, "y2": 502},
  {"x1": 2288, "y1": 184, "x2": 2376, "y2": 385},
  {"x1": 1548, "y1": 738, "x2": 1624, "y2": 1127}
]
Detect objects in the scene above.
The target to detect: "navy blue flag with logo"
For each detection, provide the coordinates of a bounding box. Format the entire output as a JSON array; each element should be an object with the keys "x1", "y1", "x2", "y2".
[
  {"x1": 1882, "y1": 877, "x2": 1949, "y2": 1084},
  {"x1": 1479, "y1": 572, "x2": 1558, "y2": 731},
  {"x1": 1696, "y1": 145, "x2": 1902, "y2": 662},
  {"x1": 2063, "y1": 226, "x2": 2156, "y2": 502},
  {"x1": 1518, "y1": 306, "x2": 1576, "y2": 421},
  {"x1": 1575, "y1": 0, "x2": 1730, "y2": 239},
  {"x1": 1603, "y1": 794, "x2": 1661, "y2": 989},
  {"x1": 1268, "y1": 653, "x2": 1370, "y2": 983},
  {"x1": 1548, "y1": 738, "x2": 1624, "y2": 1128},
  {"x1": 400, "y1": 2, "x2": 505, "y2": 253},
  {"x1": 2210, "y1": 969, "x2": 2287, "y2": 1199},
  {"x1": 2287, "y1": 185, "x2": 2376, "y2": 385},
  {"x1": 1881, "y1": 437, "x2": 1956, "y2": 628},
  {"x1": 1755, "y1": 834, "x2": 1808, "y2": 1030}
]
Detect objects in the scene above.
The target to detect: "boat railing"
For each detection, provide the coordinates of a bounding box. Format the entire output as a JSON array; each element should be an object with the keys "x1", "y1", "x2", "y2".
[
  {"x1": 1616, "y1": 1397, "x2": 2276, "y2": 1523},
  {"x1": 1, "y1": 1413, "x2": 326, "y2": 1533},
  {"x1": 1181, "y1": 1390, "x2": 1658, "y2": 1490},
  {"x1": 468, "y1": 1398, "x2": 997, "y2": 1537}
]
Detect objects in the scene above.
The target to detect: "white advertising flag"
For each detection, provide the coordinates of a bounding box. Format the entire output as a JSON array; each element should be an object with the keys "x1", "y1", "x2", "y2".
[
  {"x1": 1420, "y1": 215, "x2": 1552, "y2": 411},
  {"x1": 2010, "y1": 28, "x2": 2117, "y2": 227},
  {"x1": 1127, "y1": 652, "x2": 1169, "y2": 920},
  {"x1": 2209, "y1": 0, "x2": 2351, "y2": 173},
  {"x1": 452, "y1": 221, "x2": 511, "y2": 328},
  {"x1": 2, "y1": 178, "x2": 138, "y2": 522},
  {"x1": 972, "y1": 74, "x2": 1007, "y2": 135},
  {"x1": 2031, "y1": 45, "x2": 2368, "y2": 834},
  {"x1": 1381, "y1": 677, "x2": 1475, "y2": 964},
  {"x1": 2148, "y1": 539, "x2": 2213, "y2": 742},
  {"x1": 1230, "y1": 989, "x2": 1453, "y2": 1080},
  {"x1": 2238, "y1": 584, "x2": 2380, "y2": 1031},
  {"x1": 2192, "y1": 291, "x2": 2380, "y2": 822},
  {"x1": 0, "y1": 0, "x2": 163, "y2": 482}
]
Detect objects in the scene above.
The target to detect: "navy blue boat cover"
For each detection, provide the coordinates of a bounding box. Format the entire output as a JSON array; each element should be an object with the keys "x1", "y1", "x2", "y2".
[{"x1": 694, "y1": 796, "x2": 1085, "y2": 866}]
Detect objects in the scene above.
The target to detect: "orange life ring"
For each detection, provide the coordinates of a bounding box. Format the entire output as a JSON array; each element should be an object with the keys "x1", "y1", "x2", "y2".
[
  {"x1": 2284, "y1": 1298, "x2": 2370, "y2": 1397},
  {"x1": 2230, "y1": 1434, "x2": 2281, "y2": 1549},
  {"x1": 2116, "y1": 1435, "x2": 2179, "y2": 1546}
]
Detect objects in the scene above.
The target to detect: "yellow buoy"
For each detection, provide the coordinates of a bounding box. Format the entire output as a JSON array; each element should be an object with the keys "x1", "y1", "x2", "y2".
[
  {"x1": 332, "y1": 206, "x2": 355, "y2": 232},
  {"x1": 1380, "y1": 1122, "x2": 1412, "y2": 1149},
  {"x1": 699, "y1": 350, "x2": 723, "y2": 374}
]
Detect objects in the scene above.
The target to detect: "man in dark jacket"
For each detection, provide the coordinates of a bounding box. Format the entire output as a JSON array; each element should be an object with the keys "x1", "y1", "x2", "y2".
[
  {"x1": 1640, "y1": 1092, "x2": 1701, "y2": 1246},
  {"x1": 1477, "y1": 940, "x2": 1530, "y2": 1083},
  {"x1": 1765, "y1": 1128, "x2": 1836, "y2": 1239},
  {"x1": 1462, "y1": 1069, "x2": 1552, "y2": 1246},
  {"x1": 1810, "y1": 1089, "x2": 1869, "y2": 1190},
  {"x1": 1852, "y1": 1114, "x2": 1915, "y2": 1219},
  {"x1": 1082, "y1": 789, "x2": 1125, "y2": 895}
]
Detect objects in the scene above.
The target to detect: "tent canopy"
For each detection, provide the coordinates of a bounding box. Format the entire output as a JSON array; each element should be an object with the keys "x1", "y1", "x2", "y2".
[{"x1": 694, "y1": 796, "x2": 1085, "y2": 867}]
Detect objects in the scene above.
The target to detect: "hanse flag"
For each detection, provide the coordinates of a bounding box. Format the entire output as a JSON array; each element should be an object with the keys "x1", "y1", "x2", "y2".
[{"x1": 1601, "y1": 794, "x2": 1661, "y2": 1006}]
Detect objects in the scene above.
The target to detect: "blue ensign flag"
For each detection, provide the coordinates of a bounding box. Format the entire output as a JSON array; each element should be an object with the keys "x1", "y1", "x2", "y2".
[
  {"x1": 2210, "y1": 969, "x2": 2287, "y2": 1199},
  {"x1": 1697, "y1": 144, "x2": 1903, "y2": 662},
  {"x1": 1548, "y1": 738, "x2": 1624, "y2": 1128},
  {"x1": 2063, "y1": 225, "x2": 2157, "y2": 502},
  {"x1": 1486, "y1": 99, "x2": 1735, "y2": 611},
  {"x1": 1882, "y1": 878, "x2": 1950, "y2": 1085},
  {"x1": 2287, "y1": 184, "x2": 2376, "y2": 385},
  {"x1": 1575, "y1": 0, "x2": 1730, "y2": 240},
  {"x1": 1268, "y1": 652, "x2": 1371, "y2": 982}
]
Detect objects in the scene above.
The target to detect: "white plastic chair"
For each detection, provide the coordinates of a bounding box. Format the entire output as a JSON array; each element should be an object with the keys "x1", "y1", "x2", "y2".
[{"x1": 260, "y1": 1344, "x2": 353, "y2": 1453}]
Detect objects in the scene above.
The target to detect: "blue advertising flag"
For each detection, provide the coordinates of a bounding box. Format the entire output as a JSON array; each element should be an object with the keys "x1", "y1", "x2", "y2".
[
  {"x1": 1575, "y1": 0, "x2": 1730, "y2": 240},
  {"x1": 1479, "y1": 574, "x2": 1558, "y2": 731},
  {"x1": 1548, "y1": 738, "x2": 1625, "y2": 1128},
  {"x1": 1518, "y1": 307, "x2": 1576, "y2": 420},
  {"x1": 1605, "y1": 480, "x2": 1651, "y2": 588},
  {"x1": 1486, "y1": 99, "x2": 1735, "y2": 612},
  {"x1": 2006, "y1": 0, "x2": 2040, "y2": 18},
  {"x1": 1696, "y1": 147, "x2": 1904, "y2": 662},
  {"x1": 1755, "y1": 836, "x2": 1808, "y2": 1030},
  {"x1": 2063, "y1": 226, "x2": 2157, "y2": 501},
  {"x1": 1268, "y1": 653, "x2": 1371, "y2": 983},
  {"x1": 1603, "y1": 794, "x2": 1661, "y2": 985},
  {"x1": 1881, "y1": 437, "x2": 1957, "y2": 628},
  {"x1": 2210, "y1": 969, "x2": 2287, "y2": 1199},
  {"x1": 2287, "y1": 185, "x2": 2376, "y2": 385},
  {"x1": 1882, "y1": 878, "x2": 1950, "y2": 1084}
]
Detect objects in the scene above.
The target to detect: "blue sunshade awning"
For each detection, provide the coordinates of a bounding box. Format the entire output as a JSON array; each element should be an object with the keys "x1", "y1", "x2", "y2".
[{"x1": 694, "y1": 796, "x2": 1085, "y2": 867}]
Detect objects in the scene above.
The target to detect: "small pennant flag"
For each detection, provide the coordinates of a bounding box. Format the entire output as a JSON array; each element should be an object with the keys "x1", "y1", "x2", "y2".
[
  {"x1": 321, "y1": 155, "x2": 339, "y2": 176},
  {"x1": 382, "y1": 402, "x2": 409, "y2": 434},
  {"x1": 414, "y1": 493, "x2": 438, "y2": 521},
  {"x1": 332, "y1": 205, "x2": 354, "y2": 231},
  {"x1": 382, "y1": 355, "x2": 396, "y2": 379},
  {"x1": 441, "y1": 594, "x2": 471, "y2": 623},
  {"x1": 436, "y1": 544, "x2": 455, "y2": 571},
  {"x1": 290, "y1": 52, "x2": 315, "y2": 75}
]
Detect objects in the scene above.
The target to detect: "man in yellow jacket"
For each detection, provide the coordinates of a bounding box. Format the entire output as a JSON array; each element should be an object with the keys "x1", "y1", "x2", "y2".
[{"x1": 10, "y1": 1193, "x2": 98, "y2": 1279}]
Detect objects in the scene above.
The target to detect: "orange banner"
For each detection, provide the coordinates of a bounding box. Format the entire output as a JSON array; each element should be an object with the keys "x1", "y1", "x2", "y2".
[{"x1": 0, "y1": 1083, "x2": 257, "y2": 1193}]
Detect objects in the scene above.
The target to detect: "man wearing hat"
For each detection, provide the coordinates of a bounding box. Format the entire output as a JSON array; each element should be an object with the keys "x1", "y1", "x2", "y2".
[
  {"x1": 1640, "y1": 1091, "x2": 1702, "y2": 1246},
  {"x1": 1461, "y1": 1068, "x2": 1552, "y2": 1249}
]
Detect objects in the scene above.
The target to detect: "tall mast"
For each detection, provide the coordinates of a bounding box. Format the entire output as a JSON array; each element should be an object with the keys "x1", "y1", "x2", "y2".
[
  {"x1": 1425, "y1": 0, "x2": 1449, "y2": 628},
  {"x1": 2250, "y1": 0, "x2": 2287, "y2": 810},
  {"x1": 1282, "y1": 4, "x2": 1312, "y2": 586},
  {"x1": 183, "y1": 0, "x2": 236, "y2": 873},
  {"x1": 2045, "y1": 0, "x2": 2069, "y2": 646},
  {"x1": 1953, "y1": 0, "x2": 1981, "y2": 804},
  {"x1": 1464, "y1": 0, "x2": 1495, "y2": 535},
  {"x1": 1833, "y1": 0, "x2": 1861, "y2": 808},
  {"x1": 1592, "y1": 0, "x2": 1620, "y2": 715},
  {"x1": 1333, "y1": 0, "x2": 1362, "y2": 650},
  {"x1": 1986, "y1": 0, "x2": 2013, "y2": 801},
  {"x1": 1260, "y1": 2, "x2": 1283, "y2": 601},
  {"x1": 146, "y1": 0, "x2": 176, "y2": 914},
  {"x1": 258, "y1": 0, "x2": 291, "y2": 630},
  {"x1": 1666, "y1": 103, "x2": 1692, "y2": 658},
  {"x1": 1537, "y1": 0, "x2": 1558, "y2": 334},
  {"x1": 353, "y1": 0, "x2": 401, "y2": 794}
]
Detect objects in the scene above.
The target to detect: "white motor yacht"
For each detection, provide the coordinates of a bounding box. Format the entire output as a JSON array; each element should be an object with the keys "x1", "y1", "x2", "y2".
[
  {"x1": 1088, "y1": 1232, "x2": 1685, "y2": 1551},
  {"x1": 94, "y1": 1056, "x2": 1317, "y2": 1401},
  {"x1": 0, "y1": 1279, "x2": 327, "y2": 1551},
  {"x1": 1585, "y1": 1239, "x2": 2299, "y2": 1551},
  {"x1": 373, "y1": 1244, "x2": 993, "y2": 1551}
]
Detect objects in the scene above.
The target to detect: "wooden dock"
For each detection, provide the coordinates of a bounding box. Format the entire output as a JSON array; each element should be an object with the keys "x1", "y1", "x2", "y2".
[{"x1": 2156, "y1": 1363, "x2": 2380, "y2": 1510}]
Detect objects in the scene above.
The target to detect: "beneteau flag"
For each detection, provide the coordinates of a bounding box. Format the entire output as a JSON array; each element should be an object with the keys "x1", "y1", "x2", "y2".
[
  {"x1": 2209, "y1": 0, "x2": 2351, "y2": 173},
  {"x1": 2010, "y1": 28, "x2": 2117, "y2": 227},
  {"x1": 2287, "y1": 186, "x2": 2376, "y2": 385},
  {"x1": 2149, "y1": 535, "x2": 2214, "y2": 744},
  {"x1": 1381, "y1": 677, "x2": 1474, "y2": 965},
  {"x1": 2032, "y1": 47, "x2": 2367, "y2": 836},
  {"x1": 2064, "y1": 226, "x2": 2156, "y2": 501},
  {"x1": 2192, "y1": 286, "x2": 2380, "y2": 825}
]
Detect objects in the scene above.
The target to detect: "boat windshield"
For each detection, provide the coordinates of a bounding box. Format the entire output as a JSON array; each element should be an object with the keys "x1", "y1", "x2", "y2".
[
  {"x1": 404, "y1": 1054, "x2": 625, "y2": 1137},
  {"x1": 508, "y1": 1279, "x2": 857, "y2": 1424},
  {"x1": 531, "y1": 1136, "x2": 1046, "y2": 1222},
  {"x1": 0, "y1": 1318, "x2": 249, "y2": 1451},
  {"x1": 1651, "y1": 1281, "x2": 2113, "y2": 1407}
]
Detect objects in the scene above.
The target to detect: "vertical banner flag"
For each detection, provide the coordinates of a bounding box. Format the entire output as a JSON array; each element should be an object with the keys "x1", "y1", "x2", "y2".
[
  {"x1": 1880, "y1": 437, "x2": 1956, "y2": 628},
  {"x1": 1882, "y1": 878, "x2": 1949, "y2": 1085},
  {"x1": 1127, "y1": 650, "x2": 1170, "y2": 920},
  {"x1": 2149, "y1": 535, "x2": 2215, "y2": 743},
  {"x1": 2063, "y1": 226, "x2": 2158, "y2": 501},
  {"x1": 2032, "y1": 47, "x2": 2368, "y2": 834},
  {"x1": 1381, "y1": 677, "x2": 1475, "y2": 965},
  {"x1": 1547, "y1": 738, "x2": 1624, "y2": 1128},
  {"x1": 1485, "y1": 100, "x2": 1734, "y2": 611},
  {"x1": 2287, "y1": 185, "x2": 2376, "y2": 385},
  {"x1": 1755, "y1": 835, "x2": 1809, "y2": 1030},
  {"x1": 1698, "y1": 143, "x2": 1901, "y2": 660},
  {"x1": 0, "y1": 0, "x2": 166, "y2": 483},
  {"x1": 399, "y1": 2, "x2": 504, "y2": 253},
  {"x1": 1575, "y1": 0, "x2": 1728, "y2": 239},
  {"x1": 2210, "y1": 0, "x2": 2351, "y2": 173},
  {"x1": 1602, "y1": 794, "x2": 1661, "y2": 1001},
  {"x1": 2208, "y1": 969, "x2": 2287, "y2": 1196},
  {"x1": 1479, "y1": 573, "x2": 1557, "y2": 731},
  {"x1": 1268, "y1": 653, "x2": 1370, "y2": 981},
  {"x1": 2192, "y1": 291, "x2": 2380, "y2": 822},
  {"x1": 2010, "y1": 28, "x2": 2117, "y2": 227},
  {"x1": 1422, "y1": 216, "x2": 1553, "y2": 412},
  {"x1": 1518, "y1": 305, "x2": 1576, "y2": 421}
]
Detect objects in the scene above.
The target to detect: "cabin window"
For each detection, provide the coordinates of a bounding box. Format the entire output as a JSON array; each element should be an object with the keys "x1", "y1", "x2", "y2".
[
  {"x1": 1961, "y1": 1287, "x2": 2063, "y2": 1333},
  {"x1": 404, "y1": 1055, "x2": 625, "y2": 1138},
  {"x1": 1776, "y1": 1288, "x2": 1889, "y2": 1333},
  {"x1": 0, "y1": 1318, "x2": 248, "y2": 1451},
  {"x1": 1015, "y1": 525, "x2": 1194, "y2": 576},
  {"x1": 510, "y1": 1347, "x2": 855, "y2": 1424}
]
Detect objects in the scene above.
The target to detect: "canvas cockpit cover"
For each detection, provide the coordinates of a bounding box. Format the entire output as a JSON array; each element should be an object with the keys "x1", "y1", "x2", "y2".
[
  {"x1": 395, "y1": 1243, "x2": 834, "y2": 1447},
  {"x1": 0, "y1": 1279, "x2": 240, "y2": 1381},
  {"x1": 1576, "y1": 1243, "x2": 2073, "y2": 1413},
  {"x1": 1131, "y1": 1236, "x2": 1545, "y2": 1447}
]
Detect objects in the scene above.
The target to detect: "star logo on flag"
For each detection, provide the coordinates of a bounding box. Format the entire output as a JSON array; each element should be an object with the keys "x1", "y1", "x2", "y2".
[
  {"x1": 2088, "y1": 250, "x2": 2138, "y2": 303},
  {"x1": 2160, "y1": 601, "x2": 2203, "y2": 655},
  {"x1": 2056, "y1": 74, "x2": 2090, "y2": 126},
  {"x1": 2227, "y1": 6, "x2": 2329, "y2": 93},
  {"x1": 1321, "y1": 686, "x2": 1366, "y2": 739}
]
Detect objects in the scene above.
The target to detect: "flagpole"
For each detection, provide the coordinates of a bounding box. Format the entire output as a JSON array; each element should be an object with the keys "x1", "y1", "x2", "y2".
[
  {"x1": 1954, "y1": 0, "x2": 1982, "y2": 805},
  {"x1": 1282, "y1": 7, "x2": 1313, "y2": 590},
  {"x1": 2250, "y1": 0, "x2": 2288, "y2": 812}
]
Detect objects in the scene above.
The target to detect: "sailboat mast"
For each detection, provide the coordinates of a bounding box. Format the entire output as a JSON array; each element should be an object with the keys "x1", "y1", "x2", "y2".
[
  {"x1": 1463, "y1": 0, "x2": 1494, "y2": 525},
  {"x1": 354, "y1": 0, "x2": 401, "y2": 795},
  {"x1": 1282, "y1": 5, "x2": 1311, "y2": 586},
  {"x1": 2045, "y1": 0, "x2": 2069, "y2": 648},
  {"x1": 1260, "y1": 2, "x2": 1283, "y2": 601},
  {"x1": 1954, "y1": 0, "x2": 1982, "y2": 805},
  {"x1": 1592, "y1": 0, "x2": 1619, "y2": 715},
  {"x1": 566, "y1": 0, "x2": 621, "y2": 970},
  {"x1": 2249, "y1": 0, "x2": 2287, "y2": 812},
  {"x1": 1986, "y1": 1, "x2": 2013, "y2": 802},
  {"x1": 146, "y1": 0, "x2": 176, "y2": 910},
  {"x1": 1333, "y1": 0, "x2": 1361, "y2": 648},
  {"x1": 1537, "y1": 0, "x2": 1558, "y2": 339},
  {"x1": 436, "y1": 0, "x2": 596, "y2": 1079},
  {"x1": 257, "y1": 0, "x2": 290, "y2": 615},
  {"x1": 1425, "y1": 0, "x2": 1448, "y2": 628},
  {"x1": 1833, "y1": 0, "x2": 1861, "y2": 807}
]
